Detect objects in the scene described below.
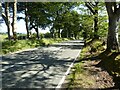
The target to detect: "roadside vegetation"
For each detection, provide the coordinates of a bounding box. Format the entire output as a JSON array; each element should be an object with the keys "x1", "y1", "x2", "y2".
[
  {"x1": 0, "y1": 1, "x2": 120, "y2": 89},
  {"x1": 0, "y1": 34, "x2": 69, "y2": 55},
  {"x1": 66, "y1": 40, "x2": 120, "y2": 89}
]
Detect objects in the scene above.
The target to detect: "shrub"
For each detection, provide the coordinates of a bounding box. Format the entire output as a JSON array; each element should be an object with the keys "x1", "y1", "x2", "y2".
[{"x1": 44, "y1": 32, "x2": 52, "y2": 38}]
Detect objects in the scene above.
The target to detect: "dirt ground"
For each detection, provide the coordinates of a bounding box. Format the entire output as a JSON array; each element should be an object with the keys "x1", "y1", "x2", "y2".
[{"x1": 62, "y1": 60, "x2": 117, "y2": 89}]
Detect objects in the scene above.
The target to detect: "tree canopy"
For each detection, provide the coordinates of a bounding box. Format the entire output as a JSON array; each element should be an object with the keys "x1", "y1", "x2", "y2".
[{"x1": 0, "y1": 1, "x2": 120, "y2": 52}]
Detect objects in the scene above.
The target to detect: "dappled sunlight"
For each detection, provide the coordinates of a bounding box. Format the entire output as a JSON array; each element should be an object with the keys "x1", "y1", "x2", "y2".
[{"x1": 1, "y1": 43, "x2": 82, "y2": 88}]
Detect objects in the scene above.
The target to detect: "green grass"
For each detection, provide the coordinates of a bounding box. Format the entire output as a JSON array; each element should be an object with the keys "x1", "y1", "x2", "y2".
[
  {"x1": 67, "y1": 62, "x2": 84, "y2": 88},
  {"x1": 0, "y1": 34, "x2": 7, "y2": 41},
  {"x1": 42, "y1": 38, "x2": 69, "y2": 45},
  {"x1": 1, "y1": 38, "x2": 69, "y2": 55},
  {"x1": 67, "y1": 39, "x2": 120, "y2": 89},
  {"x1": 80, "y1": 40, "x2": 106, "y2": 59},
  {"x1": 67, "y1": 62, "x2": 96, "y2": 88}
]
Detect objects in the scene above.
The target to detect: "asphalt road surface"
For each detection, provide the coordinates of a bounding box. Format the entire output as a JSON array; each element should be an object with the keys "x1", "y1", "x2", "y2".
[{"x1": 1, "y1": 40, "x2": 84, "y2": 88}]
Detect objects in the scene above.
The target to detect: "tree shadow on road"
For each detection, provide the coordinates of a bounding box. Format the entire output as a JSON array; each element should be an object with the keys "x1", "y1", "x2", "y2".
[{"x1": 1, "y1": 47, "x2": 76, "y2": 88}]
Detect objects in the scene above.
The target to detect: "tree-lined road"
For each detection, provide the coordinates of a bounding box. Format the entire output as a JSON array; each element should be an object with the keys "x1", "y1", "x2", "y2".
[{"x1": 1, "y1": 40, "x2": 84, "y2": 88}]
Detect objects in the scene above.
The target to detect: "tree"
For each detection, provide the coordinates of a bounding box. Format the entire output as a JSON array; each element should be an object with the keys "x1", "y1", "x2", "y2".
[
  {"x1": 105, "y1": 1, "x2": 120, "y2": 51},
  {"x1": 80, "y1": 14, "x2": 94, "y2": 44},
  {"x1": 24, "y1": 3, "x2": 29, "y2": 39},
  {"x1": 1, "y1": 2, "x2": 11, "y2": 40},
  {"x1": 12, "y1": 0, "x2": 17, "y2": 40},
  {"x1": 0, "y1": 2, "x2": 1, "y2": 13},
  {"x1": 27, "y1": 2, "x2": 52, "y2": 39},
  {"x1": 78, "y1": 4, "x2": 95, "y2": 44},
  {"x1": 48, "y1": 2, "x2": 78, "y2": 38},
  {"x1": 85, "y1": 2, "x2": 99, "y2": 39},
  {"x1": 17, "y1": 2, "x2": 32, "y2": 39}
]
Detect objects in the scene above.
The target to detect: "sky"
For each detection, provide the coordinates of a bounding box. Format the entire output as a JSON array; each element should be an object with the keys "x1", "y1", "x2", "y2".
[
  {"x1": 0, "y1": 5, "x2": 83, "y2": 35},
  {"x1": 0, "y1": 13, "x2": 50, "y2": 35},
  {"x1": 0, "y1": 3, "x2": 107, "y2": 35}
]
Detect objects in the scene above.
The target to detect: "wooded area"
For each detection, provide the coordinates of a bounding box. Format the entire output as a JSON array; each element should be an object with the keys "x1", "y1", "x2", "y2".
[
  {"x1": 0, "y1": 1, "x2": 120, "y2": 89},
  {"x1": 1, "y1": 1, "x2": 120, "y2": 51}
]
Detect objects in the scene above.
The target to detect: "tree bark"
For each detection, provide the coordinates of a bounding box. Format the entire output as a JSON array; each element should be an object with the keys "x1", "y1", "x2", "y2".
[
  {"x1": 105, "y1": 2, "x2": 120, "y2": 51},
  {"x1": 107, "y1": 16, "x2": 119, "y2": 51},
  {"x1": 4, "y1": 2, "x2": 11, "y2": 40},
  {"x1": 74, "y1": 34, "x2": 77, "y2": 39},
  {"x1": 93, "y1": 10, "x2": 99, "y2": 39},
  {"x1": 0, "y1": 2, "x2": 1, "y2": 14},
  {"x1": 25, "y1": 3, "x2": 29, "y2": 39},
  {"x1": 67, "y1": 29, "x2": 69, "y2": 38},
  {"x1": 12, "y1": 0, "x2": 17, "y2": 40},
  {"x1": 35, "y1": 26, "x2": 40, "y2": 39},
  {"x1": 85, "y1": 2, "x2": 99, "y2": 40},
  {"x1": 58, "y1": 28, "x2": 61, "y2": 38}
]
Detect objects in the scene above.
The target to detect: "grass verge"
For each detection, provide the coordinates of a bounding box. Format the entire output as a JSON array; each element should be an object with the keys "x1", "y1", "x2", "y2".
[
  {"x1": 66, "y1": 39, "x2": 120, "y2": 89},
  {"x1": 1, "y1": 38, "x2": 69, "y2": 55}
]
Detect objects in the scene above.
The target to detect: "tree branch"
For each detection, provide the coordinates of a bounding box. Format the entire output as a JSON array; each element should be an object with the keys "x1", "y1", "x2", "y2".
[
  {"x1": 85, "y1": 2, "x2": 95, "y2": 14},
  {"x1": 88, "y1": 2, "x2": 95, "y2": 8},
  {"x1": 95, "y1": 2, "x2": 99, "y2": 6},
  {"x1": 2, "y1": 13, "x2": 8, "y2": 25}
]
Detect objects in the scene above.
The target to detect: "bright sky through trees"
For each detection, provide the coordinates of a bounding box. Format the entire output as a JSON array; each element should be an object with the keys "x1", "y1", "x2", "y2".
[
  {"x1": 0, "y1": 19, "x2": 50, "y2": 34},
  {"x1": 0, "y1": 5, "x2": 80, "y2": 34},
  {"x1": 0, "y1": 13, "x2": 50, "y2": 34}
]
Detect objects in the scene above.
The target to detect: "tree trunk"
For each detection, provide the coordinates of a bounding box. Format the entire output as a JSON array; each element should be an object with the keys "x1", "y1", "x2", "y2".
[
  {"x1": 105, "y1": 2, "x2": 120, "y2": 52},
  {"x1": 4, "y1": 2, "x2": 11, "y2": 40},
  {"x1": 58, "y1": 28, "x2": 61, "y2": 38},
  {"x1": 0, "y1": 3, "x2": 1, "y2": 13},
  {"x1": 1, "y1": 3, "x2": 11, "y2": 40},
  {"x1": 12, "y1": 0, "x2": 17, "y2": 40},
  {"x1": 116, "y1": 18, "x2": 120, "y2": 51},
  {"x1": 35, "y1": 26, "x2": 40, "y2": 39},
  {"x1": 74, "y1": 32, "x2": 77, "y2": 39},
  {"x1": 66, "y1": 29, "x2": 69, "y2": 38},
  {"x1": 25, "y1": 3, "x2": 29, "y2": 39},
  {"x1": 85, "y1": 2, "x2": 99, "y2": 40},
  {"x1": 93, "y1": 11, "x2": 99, "y2": 39},
  {"x1": 107, "y1": 16, "x2": 119, "y2": 51},
  {"x1": 83, "y1": 31, "x2": 87, "y2": 46}
]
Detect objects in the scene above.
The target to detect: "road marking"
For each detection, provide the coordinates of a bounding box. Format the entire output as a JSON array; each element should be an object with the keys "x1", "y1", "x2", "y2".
[{"x1": 56, "y1": 49, "x2": 82, "y2": 89}]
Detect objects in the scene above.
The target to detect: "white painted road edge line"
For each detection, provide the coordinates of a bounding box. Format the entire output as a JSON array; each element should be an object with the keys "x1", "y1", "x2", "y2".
[{"x1": 55, "y1": 49, "x2": 82, "y2": 89}]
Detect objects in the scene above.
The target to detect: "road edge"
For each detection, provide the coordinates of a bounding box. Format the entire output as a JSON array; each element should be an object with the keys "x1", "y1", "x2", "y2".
[{"x1": 55, "y1": 49, "x2": 82, "y2": 89}]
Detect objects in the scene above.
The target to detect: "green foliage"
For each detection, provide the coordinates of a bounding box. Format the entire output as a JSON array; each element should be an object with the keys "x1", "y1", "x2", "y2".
[
  {"x1": 30, "y1": 33, "x2": 38, "y2": 39},
  {"x1": 73, "y1": 63, "x2": 84, "y2": 73},
  {"x1": 53, "y1": 10, "x2": 81, "y2": 38},
  {"x1": 44, "y1": 32, "x2": 52, "y2": 38},
  {"x1": 67, "y1": 62, "x2": 84, "y2": 88},
  {"x1": 0, "y1": 34, "x2": 7, "y2": 41},
  {"x1": 80, "y1": 40, "x2": 120, "y2": 82},
  {"x1": 91, "y1": 40, "x2": 102, "y2": 49},
  {"x1": 1, "y1": 40, "x2": 31, "y2": 54},
  {"x1": 40, "y1": 33, "x2": 44, "y2": 39},
  {"x1": 67, "y1": 39, "x2": 120, "y2": 89},
  {"x1": 80, "y1": 14, "x2": 94, "y2": 40},
  {"x1": 80, "y1": 40, "x2": 106, "y2": 60},
  {"x1": 1, "y1": 38, "x2": 69, "y2": 55},
  {"x1": 4, "y1": 2, "x2": 109, "y2": 42},
  {"x1": 98, "y1": 15, "x2": 108, "y2": 37},
  {"x1": 80, "y1": 46, "x2": 91, "y2": 59}
]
